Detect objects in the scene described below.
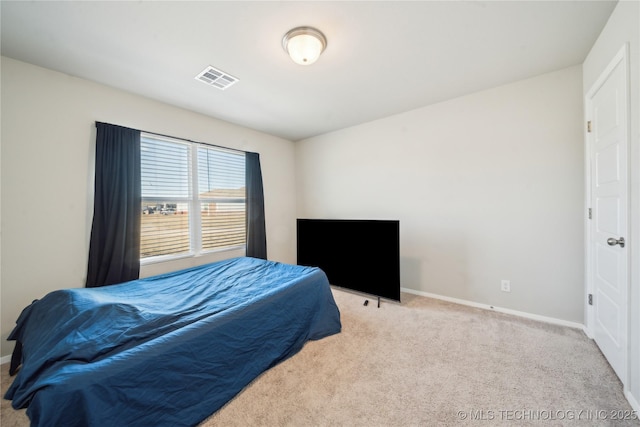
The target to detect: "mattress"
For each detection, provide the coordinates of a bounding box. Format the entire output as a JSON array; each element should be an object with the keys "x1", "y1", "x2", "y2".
[{"x1": 4, "y1": 256, "x2": 341, "y2": 426}]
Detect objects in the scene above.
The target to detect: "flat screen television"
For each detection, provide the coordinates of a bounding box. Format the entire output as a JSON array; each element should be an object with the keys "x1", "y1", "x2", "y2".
[{"x1": 297, "y1": 219, "x2": 400, "y2": 302}]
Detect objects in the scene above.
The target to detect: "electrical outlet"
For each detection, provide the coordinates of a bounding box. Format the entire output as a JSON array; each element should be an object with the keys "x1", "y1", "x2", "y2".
[{"x1": 501, "y1": 280, "x2": 511, "y2": 292}]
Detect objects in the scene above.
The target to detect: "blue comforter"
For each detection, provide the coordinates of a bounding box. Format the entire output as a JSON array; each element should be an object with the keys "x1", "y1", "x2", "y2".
[{"x1": 5, "y1": 257, "x2": 341, "y2": 426}]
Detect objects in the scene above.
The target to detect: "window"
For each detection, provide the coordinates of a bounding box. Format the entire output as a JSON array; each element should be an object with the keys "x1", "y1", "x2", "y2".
[{"x1": 140, "y1": 134, "x2": 246, "y2": 261}]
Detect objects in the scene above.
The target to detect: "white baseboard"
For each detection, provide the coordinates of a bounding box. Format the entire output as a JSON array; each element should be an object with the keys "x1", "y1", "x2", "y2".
[
  {"x1": 625, "y1": 389, "x2": 640, "y2": 413},
  {"x1": 401, "y1": 287, "x2": 585, "y2": 330},
  {"x1": 0, "y1": 354, "x2": 12, "y2": 365}
]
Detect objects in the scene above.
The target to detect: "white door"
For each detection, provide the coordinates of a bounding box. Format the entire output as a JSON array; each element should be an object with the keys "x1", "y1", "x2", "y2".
[{"x1": 587, "y1": 45, "x2": 629, "y2": 383}]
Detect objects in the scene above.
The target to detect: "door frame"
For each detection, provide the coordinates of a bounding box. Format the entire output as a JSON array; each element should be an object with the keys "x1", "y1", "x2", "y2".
[{"x1": 584, "y1": 43, "x2": 630, "y2": 387}]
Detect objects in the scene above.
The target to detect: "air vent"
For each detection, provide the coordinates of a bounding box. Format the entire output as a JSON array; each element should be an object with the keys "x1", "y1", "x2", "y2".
[{"x1": 195, "y1": 66, "x2": 238, "y2": 90}]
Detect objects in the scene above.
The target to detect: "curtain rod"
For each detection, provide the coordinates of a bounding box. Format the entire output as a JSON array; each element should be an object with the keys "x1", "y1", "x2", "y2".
[{"x1": 95, "y1": 121, "x2": 254, "y2": 155}]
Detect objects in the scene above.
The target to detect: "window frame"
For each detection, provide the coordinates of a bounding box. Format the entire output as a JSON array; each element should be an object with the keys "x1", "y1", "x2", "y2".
[{"x1": 140, "y1": 133, "x2": 246, "y2": 265}]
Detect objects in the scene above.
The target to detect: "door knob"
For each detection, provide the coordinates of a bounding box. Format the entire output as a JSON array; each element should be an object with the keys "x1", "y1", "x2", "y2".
[{"x1": 607, "y1": 237, "x2": 625, "y2": 248}]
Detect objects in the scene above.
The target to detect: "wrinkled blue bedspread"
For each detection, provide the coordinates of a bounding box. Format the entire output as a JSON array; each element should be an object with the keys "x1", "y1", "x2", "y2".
[{"x1": 4, "y1": 257, "x2": 341, "y2": 426}]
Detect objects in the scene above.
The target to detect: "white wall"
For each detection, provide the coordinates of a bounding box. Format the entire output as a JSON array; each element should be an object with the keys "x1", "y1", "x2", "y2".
[
  {"x1": 582, "y1": 0, "x2": 640, "y2": 411},
  {"x1": 296, "y1": 65, "x2": 585, "y2": 323},
  {"x1": 0, "y1": 57, "x2": 297, "y2": 358}
]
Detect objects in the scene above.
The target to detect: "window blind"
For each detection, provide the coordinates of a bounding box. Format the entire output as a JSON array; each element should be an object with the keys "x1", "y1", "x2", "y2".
[
  {"x1": 140, "y1": 134, "x2": 246, "y2": 260},
  {"x1": 197, "y1": 146, "x2": 246, "y2": 251}
]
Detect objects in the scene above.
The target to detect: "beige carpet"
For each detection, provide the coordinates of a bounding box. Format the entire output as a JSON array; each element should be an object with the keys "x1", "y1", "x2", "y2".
[{"x1": 2, "y1": 288, "x2": 638, "y2": 426}]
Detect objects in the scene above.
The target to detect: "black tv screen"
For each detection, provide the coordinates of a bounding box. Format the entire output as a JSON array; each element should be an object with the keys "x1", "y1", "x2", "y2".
[{"x1": 297, "y1": 219, "x2": 400, "y2": 302}]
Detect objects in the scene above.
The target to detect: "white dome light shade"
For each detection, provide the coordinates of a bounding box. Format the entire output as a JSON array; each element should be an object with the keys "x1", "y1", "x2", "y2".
[{"x1": 282, "y1": 27, "x2": 327, "y2": 65}]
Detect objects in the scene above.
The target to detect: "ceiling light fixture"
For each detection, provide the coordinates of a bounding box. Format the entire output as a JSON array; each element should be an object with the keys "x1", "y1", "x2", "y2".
[{"x1": 282, "y1": 26, "x2": 327, "y2": 65}]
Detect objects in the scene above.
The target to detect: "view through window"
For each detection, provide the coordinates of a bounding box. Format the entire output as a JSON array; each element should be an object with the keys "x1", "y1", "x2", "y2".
[{"x1": 140, "y1": 134, "x2": 246, "y2": 260}]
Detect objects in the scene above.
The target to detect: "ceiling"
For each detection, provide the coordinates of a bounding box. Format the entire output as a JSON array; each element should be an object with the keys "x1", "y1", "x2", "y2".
[{"x1": 1, "y1": 1, "x2": 617, "y2": 141}]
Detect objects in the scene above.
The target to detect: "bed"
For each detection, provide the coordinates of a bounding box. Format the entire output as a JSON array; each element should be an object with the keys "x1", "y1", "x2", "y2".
[{"x1": 4, "y1": 256, "x2": 341, "y2": 426}]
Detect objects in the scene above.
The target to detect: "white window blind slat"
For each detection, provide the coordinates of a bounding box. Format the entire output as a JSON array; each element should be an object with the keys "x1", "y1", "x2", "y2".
[
  {"x1": 197, "y1": 145, "x2": 246, "y2": 251},
  {"x1": 140, "y1": 134, "x2": 246, "y2": 260}
]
